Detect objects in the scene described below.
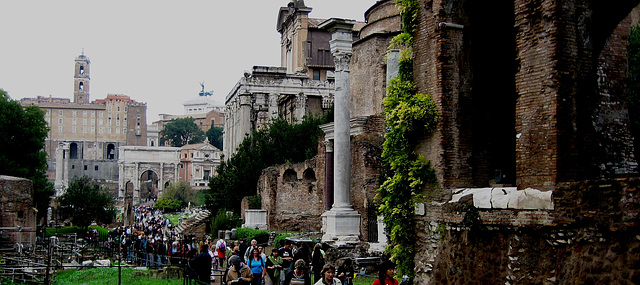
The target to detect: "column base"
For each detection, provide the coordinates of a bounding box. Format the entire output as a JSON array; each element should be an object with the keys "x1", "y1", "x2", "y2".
[{"x1": 321, "y1": 208, "x2": 361, "y2": 242}]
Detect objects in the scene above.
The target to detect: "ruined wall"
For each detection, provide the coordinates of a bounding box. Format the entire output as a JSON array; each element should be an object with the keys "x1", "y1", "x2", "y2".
[
  {"x1": 258, "y1": 158, "x2": 325, "y2": 231},
  {"x1": 414, "y1": 178, "x2": 640, "y2": 283},
  {"x1": 0, "y1": 176, "x2": 37, "y2": 247}
]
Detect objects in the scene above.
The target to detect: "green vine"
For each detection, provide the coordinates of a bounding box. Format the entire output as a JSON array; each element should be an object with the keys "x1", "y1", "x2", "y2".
[{"x1": 376, "y1": 0, "x2": 439, "y2": 280}]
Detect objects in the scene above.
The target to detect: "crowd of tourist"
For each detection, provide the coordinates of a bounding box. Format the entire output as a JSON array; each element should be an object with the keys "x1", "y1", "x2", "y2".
[{"x1": 101, "y1": 205, "x2": 400, "y2": 285}]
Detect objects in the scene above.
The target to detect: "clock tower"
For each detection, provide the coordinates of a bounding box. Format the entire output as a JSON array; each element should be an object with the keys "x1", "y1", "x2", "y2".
[{"x1": 74, "y1": 53, "x2": 90, "y2": 103}]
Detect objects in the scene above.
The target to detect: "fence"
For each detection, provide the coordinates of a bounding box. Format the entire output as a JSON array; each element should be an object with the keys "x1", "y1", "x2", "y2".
[{"x1": 0, "y1": 230, "x2": 228, "y2": 285}]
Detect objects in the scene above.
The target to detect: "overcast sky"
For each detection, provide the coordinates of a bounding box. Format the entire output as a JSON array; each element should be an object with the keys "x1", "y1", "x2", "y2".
[{"x1": 0, "y1": 0, "x2": 375, "y2": 121}]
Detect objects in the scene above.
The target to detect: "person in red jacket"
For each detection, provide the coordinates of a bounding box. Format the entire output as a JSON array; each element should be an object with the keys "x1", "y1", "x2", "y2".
[{"x1": 372, "y1": 261, "x2": 398, "y2": 285}]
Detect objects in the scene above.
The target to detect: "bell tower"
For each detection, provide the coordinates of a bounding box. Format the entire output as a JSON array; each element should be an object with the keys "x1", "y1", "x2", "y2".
[{"x1": 74, "y1": 52, "x2": 90, "y2": 103}]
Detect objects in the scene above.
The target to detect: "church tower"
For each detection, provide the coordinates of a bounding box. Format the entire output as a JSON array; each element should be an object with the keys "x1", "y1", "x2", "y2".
[{"x1": 74, "y1": 53, "x2": 90, "y2": 103}]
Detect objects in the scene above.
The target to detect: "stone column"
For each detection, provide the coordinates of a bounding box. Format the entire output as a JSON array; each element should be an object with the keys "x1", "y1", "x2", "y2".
[
  {"x1": 319, "y1": 18, "x2": 360, "y2": 241},
  {"x1": 324, "y1": 139, "x2": 334, "y2": 210}
]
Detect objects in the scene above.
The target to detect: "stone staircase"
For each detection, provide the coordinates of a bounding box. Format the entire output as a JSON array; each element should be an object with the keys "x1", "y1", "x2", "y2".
[{"x1": 174, "y1": 209, "x2": 211, "y2": 235}]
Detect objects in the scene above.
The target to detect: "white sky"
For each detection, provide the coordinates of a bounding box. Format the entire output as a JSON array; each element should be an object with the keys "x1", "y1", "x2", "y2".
[{"x1": 0, "y1": 0, "x2": 375, "y2": 121}]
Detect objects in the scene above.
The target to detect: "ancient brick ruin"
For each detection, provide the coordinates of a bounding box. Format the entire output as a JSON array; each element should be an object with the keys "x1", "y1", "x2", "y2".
[{"x1": 411, "y1": 0, "x2": 640, "y2": 283}]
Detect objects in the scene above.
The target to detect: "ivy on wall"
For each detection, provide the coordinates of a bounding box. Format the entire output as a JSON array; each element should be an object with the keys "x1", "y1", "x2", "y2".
[{"x1": 377, "y1": 0, "x2": 439, "y2": 280}]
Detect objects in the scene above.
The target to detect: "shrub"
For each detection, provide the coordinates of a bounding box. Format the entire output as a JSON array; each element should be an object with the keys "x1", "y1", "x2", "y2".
[
  {"x1": 273, "y1": 234, "x2": 292, "y2": 249},
  {"x1": 235, "y1": 227, "x2": 269, "y2": 243}
]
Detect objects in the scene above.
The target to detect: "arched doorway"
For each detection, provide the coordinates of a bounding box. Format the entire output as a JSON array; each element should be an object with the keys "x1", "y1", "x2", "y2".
[
  {"x1": 107, "y1": 143, "x2": 116, "y2": 160},
  {"x1": 140, "y1": 170, "x2": 159, "y2": 201}
]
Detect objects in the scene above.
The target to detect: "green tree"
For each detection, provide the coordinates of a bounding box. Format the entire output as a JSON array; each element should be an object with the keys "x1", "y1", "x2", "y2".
[
  {"x1": 160, "y1": 117, "x2": 205, "y2": 147},
  {"x1": 207, "y1": 113, "x2": 330, "y2": 213},
  {"x1": 0, "y1": 89, "x2": 54, "y2": 219},
  {"x1": 206, "y1": 126, "x2": 224, "y2": 150},
  {"x1": 163, "y1": 181, "x2": 197, "y2": 207},
  {"x1": 155, "y1": 197, "x2": 183, "y2": 212},
  {"x1": 56, "y1": 176, "x2": 116, "y2": 230}
]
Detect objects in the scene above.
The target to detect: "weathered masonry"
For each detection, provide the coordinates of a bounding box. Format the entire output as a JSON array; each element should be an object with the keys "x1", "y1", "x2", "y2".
[{"x1": 410, "y1": 0, "x2": 640, "y2": 283}]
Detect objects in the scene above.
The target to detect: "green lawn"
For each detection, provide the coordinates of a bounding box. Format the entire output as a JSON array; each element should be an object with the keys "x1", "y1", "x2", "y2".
[
  {"x1": 353, "y1": 276, "x2": 377, "y2": 285},
  {"x1": 54, "y1": 267, "x2": 183, "y2": 285}
]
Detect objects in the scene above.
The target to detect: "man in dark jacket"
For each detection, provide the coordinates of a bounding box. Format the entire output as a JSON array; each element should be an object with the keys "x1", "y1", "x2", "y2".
[{"x1": 190, "y1": 244, "x2": 212, "y2": 284}]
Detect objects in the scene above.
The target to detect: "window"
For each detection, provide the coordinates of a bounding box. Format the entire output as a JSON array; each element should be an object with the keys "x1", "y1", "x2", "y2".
[
  {"x1": 204, "y1": 170, "x2": 210, "y2": 180},
  {"x1": 99, "y1": 128, "x2": 103, "y2": 134},
  {"x1": 313, "y1": 69, "x2": 320, "y2": 80},
  {"x1": 72, "y1": 111, "x2": 77, "y2": 117},
  {"x1": 99, "y1": 111, "x2": 103, "y2": 117},
  {"x1": 95, "y1": 165, "x2": 99, "y2": 171},
  {"x1": 91, "y1": 119, "x2": 95, "y2": 125},
  {"x1": 80, "y1": 65, "x2": 85, "y2": 75},
  {"x1": 91, "y1": 127, "x2": 95, "y2": 133},
  {"x1": 83, "y1": 119, "x2": 87, "y2": 125},
  {"x1": 58, "y1": 118, "x2": 63, "y2": 124},
  {"x1": 82, "y1": 127, "x2": 87, "y2": 133},
  {"x1": 59, "y1": 110, "x2": 63, "y2": 116},
  {"x1": 125, "y1": 107, "x2": 128, "y2": 111},
  {"x1": 72, "y1": 165, "x2": 75, "y2": 169},
  {"x1": 117, "y1": 106, "x2": 120, "y2": 111},
  {"x1": 116, "y1": 128, "x2": 120, "y2": 134},
  {"x1": 46, "y1": 110, "x2": 50, "y2": 115},
  {"x1": 99, "y1": 120, "x2": 103, "y2": 126},
  {"x1": 58, "y1": 126, "x2": 63, "y2": 132},
  {"x1": 79, "y1": 82, "x2": 84, "y2": 90},
  {"x1": 123, "y1": 128, "x2": 127, "y2": 134},
  {"x1": 108, "y1": 128, "x2": 112, "y2": 134},
  {"x1": 91, "y1": 111, "x2": 95, "y2": 117},
  {"x1": 84, "y1": 165, "x2": 88, "y2": 170},
  {"x1": 72, "y1": 126, "x2": 76, "y2": 133},
  {"x1": 83, "y1": 111, "x2": 87, "y2": 117},
  {"x1": 116, "y1": 120, "x2": 120, "y2": 126}
]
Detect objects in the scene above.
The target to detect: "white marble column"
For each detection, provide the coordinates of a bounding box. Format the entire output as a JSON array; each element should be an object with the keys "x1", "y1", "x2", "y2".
[{"x1": 319, "y1": 18, "x2": 360, "y2": 242}]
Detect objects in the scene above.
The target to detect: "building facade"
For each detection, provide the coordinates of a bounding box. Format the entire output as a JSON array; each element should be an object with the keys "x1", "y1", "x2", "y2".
[
  {"x1": 179, "y1": 139, "x2": 221, "y2": 187},
  {"x1": 20, "y1": 54, "x2": 147, "y2": 194}
]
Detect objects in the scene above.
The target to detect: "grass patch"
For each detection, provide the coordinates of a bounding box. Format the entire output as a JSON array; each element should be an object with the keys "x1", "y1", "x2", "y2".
[
  {"x1": 54, "y1": 267, "x2": 183, "y2": 285},
  {"x1": 45, "y1": 226, "x2": 108, "y2": 238},
  {"x1": 164, "y1": 213, "x2": 182, "y2": 226},
  {"x1": 353, "y1": 276, "x2": 377, "y2": 285}
]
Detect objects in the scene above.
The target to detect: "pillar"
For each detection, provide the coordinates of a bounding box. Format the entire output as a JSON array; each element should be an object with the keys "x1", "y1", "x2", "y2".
[
  {"x1": 324, "y1": 139, "x2": 334, "y2": 210},
  {"x1": 319, "y1": 18, "x2": 361, "y2": 241}
]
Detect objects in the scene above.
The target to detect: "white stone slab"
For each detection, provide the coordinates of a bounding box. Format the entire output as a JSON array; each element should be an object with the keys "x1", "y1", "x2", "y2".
[{"x1": 508, "y1": 188, "x2": 554, "y2": 210}]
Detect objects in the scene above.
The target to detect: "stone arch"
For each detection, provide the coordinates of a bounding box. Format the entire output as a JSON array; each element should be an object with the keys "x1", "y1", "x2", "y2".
[
  {"x1": 69, "y1": 142, "x2": 79, "y2": 159},
  {"x1": 106, "y1": 143, "x2": 116, "y2": 160},
  {"x1": 283, "y1": 169, "x2": 297, "y2": 182},
  {"x1": 125, "y1": 181, "x2": 134, "y2": 197},
  {"x1": 303, "y1": 168, "x2": 316, "y2": 183},
  {"x1": 140, "y1": 170, "x2": 159, "y2": 199}
]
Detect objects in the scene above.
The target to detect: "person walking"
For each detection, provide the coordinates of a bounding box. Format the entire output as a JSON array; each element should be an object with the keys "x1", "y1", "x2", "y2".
[
  {"x1": 371, "y1": 261, "x2": 398, "y2": 285},
  {"x1": 315, "y1": 265, "x2": 341, "y2": 285},
  {"x1": 266, "y1": 248, "x2": 283, "y2": 285},
  {"x1": 311, "y1": 244, "x2": 325, "y2": 283},
  {"x1": 190, "y1": 244, "x2": 213, "y2": 284},
  {"x1": 283, "y1": 259, "x2": 311, "y2": 285},
  {"x1": 248, "y1": 248, "x2": 266, "y2": 285},
  {"x1": 336, "y1": 259, "x2": 354, "y2": 285},
  {"x1": 227, "y1": 255, "x2": 254, "y2": 284}
]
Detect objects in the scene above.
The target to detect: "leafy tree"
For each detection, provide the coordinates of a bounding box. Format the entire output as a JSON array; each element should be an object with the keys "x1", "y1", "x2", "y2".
[
  {"x1": 206, "y1": 126, "x2": 224, "y2": 150},
  {"x1": 155, "y1": 197, "x2": 183, "y2": 212},
  {"x1": 56, "y1": 176, "x2": 116, "y2": 230},
  {"x1": 628, "y1": 24, "x2": 640, "y2": 160},
  {"x1": 0, "y1": 89, "x2": 54, "y2": 219},
  {"x1": 210, "y1": 208, "x2": 242, "y2": 237},
  {"x1": 160, "y1": 117, "x2": 205, "y2": 147},
  {"x1": 163, "y1": 181, "x2": 197, "y2": 207},
  {"x1": 207, "y1": 113, "x2": 331, "y2": 213}
]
